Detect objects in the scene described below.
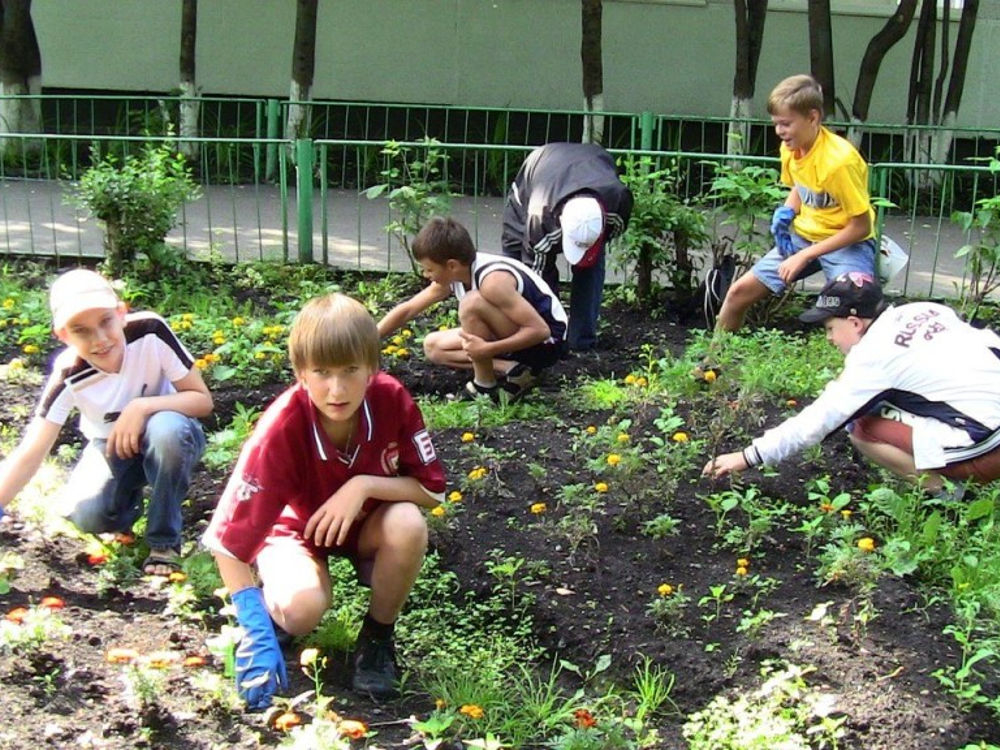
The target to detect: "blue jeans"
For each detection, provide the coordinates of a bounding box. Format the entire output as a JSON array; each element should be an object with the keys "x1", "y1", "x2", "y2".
[
  {"x1": 751, "y1": 230, "x2": 876, "y2": 294},
  {"x1": 541, "y1": 249, "x2": 605, "y2": 351},
  {"x1": 63, "y1": 411, "x2": 205, "y2": 550}
]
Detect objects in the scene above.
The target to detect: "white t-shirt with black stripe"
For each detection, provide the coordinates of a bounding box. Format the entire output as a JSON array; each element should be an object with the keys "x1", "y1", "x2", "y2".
[{"x1": 36, "y1": 311, "x2": 196, "y2": 441}]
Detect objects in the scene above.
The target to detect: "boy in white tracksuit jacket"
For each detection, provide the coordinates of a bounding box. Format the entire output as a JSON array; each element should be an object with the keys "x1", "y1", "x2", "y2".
[{"x1": 704, "y1": 272, "x2": 1000, "y2": 492}]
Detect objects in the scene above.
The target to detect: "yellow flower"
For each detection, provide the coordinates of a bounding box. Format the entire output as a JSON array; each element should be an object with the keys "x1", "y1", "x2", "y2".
[
  {"x1": 21, "y1": 344, "x2": 39, "y2": 354},
  {"x1": 735, "y1": 566, "x2": 748, "y2": 577},
  {"x1": 384, "y1": 344, "x2": 399, "y2": 355},
  {"x1": 736, "y1": 558, "x2": 750, "y2": 568},
  {"x1": 430, "y1": 506, "x2": 446, "y2": 517},
  {"x1": 182, "y1": 313, "x2": 195, "y2": 322},
  {"x1": 840, "y1": 509, "x2": 853, "y2": 519},
  {"x1": 624, "y1": 374, "x2": 637, "y2": 385},
  {"x1": 617, "y1": 433, "x2": 629, "y2": 443},
  {"x1": 213, "y1": 336, "x2": 226, "y2": 346},
  {"x1": 180, "y1": 320, "x2": 192, "y2": 330},
  {"x1": 338, "y1": 720, "x2": 368, "y2": 739},
  {"x1": 438, "y1": 324, "x2": 449, "y2": 331},
  {"x1": 401, "y1": 329, "x2": 413, "y2": 339},
  {"x1": 396, "y1": 348, "x2": 410, "y2": 358},
  {"x1": 434, "y1": 698, "x2": 446, "y2": 710},
  {"x1": 636, "y1": 376, "x2": 648, "y2": 387},
  {"x1": 194, "y1": 358, "x2": 208, "y2": 369},
  {"x1": 205, "y1": 352, "x2": 220, "y2": 363},
  {"x1": 391, "y1": 335, "x2": 404, "y2": 346},
  {"x1": 671, "y1": 432, "x2": 689, "y2": 443},
  {"x1": 857, "y1": 537, "x2": 876, "y2": 552},
  {"x1": 299, "y1": 648, "x2": 320, "y2": 666},
  {"x1": 657, "y1": 583, "x2": 674, "y2": 597},
  {"x1": 460, "y1": 704, "x2": 485, "y2": 719},
  {"x1": 231, "y1": 316, "x2": 246, "y2": 327},
  {"x1": 254, "y1": 351, "x2": 267, "y2": 360},
  {"x1": 467, "y1": 466, "x2": 487, "y2": 480},
  {"x1": 530, "y1": 502, "x2": 547, "y2": 514},
  {"x1": 461, "y1": 432, "x2": 475, "y2": 443},
  {"x1": 585, "y1": 425, "x2": 597, "y2": 435},
  {"x1": 606, "y1": 454, "x2": 621, "y2": 466},
  {"x1": 703, "y1": 370, "x2": 717, "y2": 383},
  {"x1": 1, "y1": 298, "x2": 13, "y2": 309},
  {"x1": 7, "y1": 358, "x2": 24, "y2": 372},
  {"x1": 786, "y1": 399, "x2": 798, "y2": 407},
  {"x1": 594, "y1": 482, "x2": 609, "y2": 493},
  {"x1": 448, "y1": 490, "x2": 463, "y2": 502}
]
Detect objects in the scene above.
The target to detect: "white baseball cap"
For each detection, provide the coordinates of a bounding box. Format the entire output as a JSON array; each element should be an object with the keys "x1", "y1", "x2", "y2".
[
  {"x1": 559, "y1": 195, "x2": 604, "y2": 267},
  {"x1": 50, "y1": 268, "x2": 120, "y2": 329}
]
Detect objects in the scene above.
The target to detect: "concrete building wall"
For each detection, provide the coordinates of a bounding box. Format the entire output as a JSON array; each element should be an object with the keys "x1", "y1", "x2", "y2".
[{"x1": 29, "y1": 0, "x2": 1000, "y2": 130}]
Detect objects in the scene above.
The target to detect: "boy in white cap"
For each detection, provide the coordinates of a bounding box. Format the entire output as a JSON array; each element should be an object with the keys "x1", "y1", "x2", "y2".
[
  {"x1": 0, "y1": 268, "x2": 213, "y2": 575},
  {"x1": 501, "y1": 142, "x2": 633, "y2": 351},
  {"x1": 704, "y1": 272, "x2": 1000, "y2": 494}
]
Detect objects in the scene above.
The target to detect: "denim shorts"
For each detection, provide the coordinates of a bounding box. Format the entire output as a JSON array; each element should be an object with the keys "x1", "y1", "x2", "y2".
[{"x1": 752, "y1": 230, "x2": 876, "y2": 294}]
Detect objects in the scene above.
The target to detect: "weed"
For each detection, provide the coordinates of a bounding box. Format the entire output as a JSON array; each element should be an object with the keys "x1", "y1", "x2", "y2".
[
  {"x1": 642, "y1": 513, "x2": 682, "y2": 540},
  {"x1": 646, "y1": 585, "x2": 692, "y2": 637}
]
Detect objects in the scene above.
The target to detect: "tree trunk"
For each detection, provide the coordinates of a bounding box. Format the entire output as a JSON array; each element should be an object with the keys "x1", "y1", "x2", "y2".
[
  {"x1": 807, "y1": 0, "x2": 835, "y2": 116},
  {"x1": 848, "y1": 0, "x2": 916, "y2": 146},
  {"x1": 907, "y1": 0, "x2": 937, "y2": 176},
  {"x1": 179, "y1": 0, "x2": 199, "y2": 161},
  {"x1": 0, "y1": 0, "x2": 41, "y2": 159},
  {"x1": 581, "y1": 0, "x2": 604, "y2": 144},
  {"x1": 728, "y1": 0, "x2": 767, "y2": 157},
  {"x1": 930, "y1": 0, "x2": 978, "y2": 164},
  {"x1": 286, "y1": 0, "x2": 318, "y2": 142}
]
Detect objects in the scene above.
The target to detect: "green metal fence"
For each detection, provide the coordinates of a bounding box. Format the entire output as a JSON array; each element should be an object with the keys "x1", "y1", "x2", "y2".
[{"x1": 0, "y1": 94, "x2": 998, "y2": 297}]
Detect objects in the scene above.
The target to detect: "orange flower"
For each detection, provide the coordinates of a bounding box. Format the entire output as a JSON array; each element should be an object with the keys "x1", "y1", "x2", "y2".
[
  {"x1": 39, "y1": 596, "x2": 65, "y2": 610},
  {"x1": 87, "y1": 552, "x2": 109, "y2": 566},
  {"x1": 338, "y1": 719, "x2": 368, "y2": 739},
  {"x1": 273, "y1": 711, "x2": 301, "y2": 731},
  {"x1": 5, "y1": 607, "x2": 28, "y2": 624},
  {"x1": 147, "y1": 650, "x2": 181, "y2": 669},
  {"x1": 574, "y1": 708, "x2": 597, "y2": 729},
  {"x1": 459, "y1": 704, "x2": 484, "y2": 719},
  {"x1": 819, "y1": 502, "x2": 835, "y2": 513},
  {"x1": 786, "y1": 399, "x2": 798, "y2": 407},
  {"x1": 106, "y1": 647, "x2": 140, "y2": 664},
  {"x1": 183, "y1": 655, "x2": 207, "y2": 668}
]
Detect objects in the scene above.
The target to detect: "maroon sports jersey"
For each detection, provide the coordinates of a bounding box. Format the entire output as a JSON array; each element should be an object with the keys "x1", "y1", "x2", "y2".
[{"x1": 204, "y1": 372, "x2": 445, "y2": 562}]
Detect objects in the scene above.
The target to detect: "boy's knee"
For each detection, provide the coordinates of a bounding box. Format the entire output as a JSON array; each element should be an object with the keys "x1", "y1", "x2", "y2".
[
  {"x1": 143, "y1": 412, "x2": 204, "y2": 464},
  {"x1": 423, "y1": 331, "x2": 447, "y2": 364},
  {"x1": 65, "y1": 502, "x2": 110, "y2": 535},
  {"x1": 384, "y1": 503, "x2": 428, "y2": 552},
  {"x1": 267, "y1": 587, "x2": 329, "y2": 636}
]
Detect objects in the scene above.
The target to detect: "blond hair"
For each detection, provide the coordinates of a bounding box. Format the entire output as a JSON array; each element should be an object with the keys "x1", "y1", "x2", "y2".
[
  {"x1": 288, "y1": 293, "x2": 380, "y2": 373},
  {"x1": 767, "y1": 74, "x2": 824, "y2": 118}
]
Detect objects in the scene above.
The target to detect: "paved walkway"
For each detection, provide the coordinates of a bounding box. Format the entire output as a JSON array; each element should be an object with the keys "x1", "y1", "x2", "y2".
[{"x1": 0, "y1": 177, "x2": 976, "y2": 299}]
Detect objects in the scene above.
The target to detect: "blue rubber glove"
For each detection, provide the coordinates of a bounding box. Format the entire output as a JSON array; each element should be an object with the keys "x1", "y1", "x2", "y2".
[
  {"x1": 771, "y1": 206, "x2": 796, "y2": 257},
  {"x1": 232, "y1": 586, "x2": 288, "y2": 710}
]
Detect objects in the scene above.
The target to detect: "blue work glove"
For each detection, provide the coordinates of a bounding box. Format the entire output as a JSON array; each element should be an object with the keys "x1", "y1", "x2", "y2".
[
  {"x1": 770, "y1": 205, "x2": 796, "y2": 258},
  {"x1": 232, "y1": 586, "x2": 288, "y2": 710}
]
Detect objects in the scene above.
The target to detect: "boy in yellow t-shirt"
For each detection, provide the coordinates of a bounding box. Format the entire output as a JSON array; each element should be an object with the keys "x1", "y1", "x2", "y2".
[{"x1": 715, "y1": 74, "x2": 877, "y2": 332}]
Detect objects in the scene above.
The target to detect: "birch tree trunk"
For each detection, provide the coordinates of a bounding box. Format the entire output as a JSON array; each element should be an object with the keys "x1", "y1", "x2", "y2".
[
  {"x1": 728, "y1": 0, "x2": 767, "y2": 158},
  {"x1": 179, "y1": 0, "x2": 199, "y2": 161},
  {"x1": 286, "y1": 0, "x2": 318, "y2": 142},
  {"x1": 581, "y1": 0, "x2": 604, "y2": 145},
  {"x1": 930, "y1": 0, "x2": 978, "y2": 165},
  {"x1": 0, "y1": 0, "x2": 41, "y2": 159}
]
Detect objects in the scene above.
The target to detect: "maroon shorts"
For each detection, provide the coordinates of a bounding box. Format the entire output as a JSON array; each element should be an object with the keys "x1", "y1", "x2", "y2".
[
  {"x1": 263, "y1": 506, "x2": 376, "y2": 585},
  {"x1": 852, "y1": 415, "x2": 1000, "y2": 483}
]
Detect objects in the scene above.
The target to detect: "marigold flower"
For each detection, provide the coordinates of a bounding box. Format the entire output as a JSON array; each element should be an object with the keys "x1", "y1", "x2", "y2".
[
  {"x1": 585, "y1": 425, "x2": 597, "y2": 435},
  {"x1": 147, "y1": 650, "x2": 181, "y2": 669},
  {"x1": 213, "y1": 336, "x2": 225, "y2": 346},
  {"x1": 840, "y1": 509, "x2": 853, "y2": 519},
  {"x1": 254, "y1": 351, "x2": 267, "y2": 360},
  {"x1": 467, "y1": 466, "x2": 487, "y2": 481},
  {"x1": 430, "y1": 506, "x2": 446, "y2": 517},
  {"x1": 617, "y1": 433, "x2": 629, "y2": 443},
  {"x1": 39, "y1": 596, "x2": 65, "y2": 610},
  {"x1": 438, "y1": 324, "x2": 449, "y2": 331},
  {"x1": 461, "y1": 432, "x2": 475, "y2": 443},
  {"x1": 7, "y1": 358, "x2": 24, "y2": 372},
  {"x1": 2, "y1": 298, "x2": 13, "y2": 308},
  {"x1": 231, "y1": 316, "x2": 246, "y2": 327},
  {"x1": 735, "y1": 566, "x2": 748, "y2": 576},
  {"x1": 182, "y1": 313, "x2": 195, "y2": 322},
  {"x1": 657, "y1": 583, "x2": 674, "y2": 597},
  {"x1": 87, "y1": 552, "x2": 109, "y2": 566},
  {"x1": 194, "y1": 358, "x2": 208, "y2": 370},
  {"x1": 396, "y1": 348, "x2": 410, "y2": 358},
  {"x1": 624, "y1": 374, "x2": 637, "y2": 385},
  {"x1": 594, "y1": 482, "x2": 609, "y2": 493},
  {"x1": 384, "y1": 344, "x2": 399, "y2": 355},
  {"x1": 786, "y1": 399, "x2": 798, "y2": 407},
  {"x1": 300, "y1": 648, "x2": 320, "y2": 666},
  {"x1": 391, "y1": 335, "x2": 404, "y2": 346},
  {"x1": 401, "y1": 329, "x2": 413, "y2": 338},
  {"x1": 183, "y1": 655, "x2": 206, "y2": 668},
  {"x1": 273, "y1": 711, "x2": 301, "y2": 731},
  {"x1": 857, "y1": 537, "x2": 876, "y2": 552},
  {"x1": 636, "y1": 376, "x2": 648, "y2": 387},
  {"x1": 21, "y1": 344, "x2": 39, "y2": 354},
  {"x1": 435, "y1": 697, "x2": 447, "y2": 709},
  {"x1": 459, "y1": 704, "x2": 484, "y2": 719},
  {"x1": 530, "y1": 502, "x2": 547, "y2": 515},
  {"x1": 703, "y1": 370, "x2": 717, "y2": 383},
  {"x1": 574, "y1": 708, "x2": 597, "y2": 729},
  {"x1": 671, "y1": 432, "x2": 689, "y2": 443},
  {"x1": 736, "y1": 558, "x2": 750, "y2": 568},
  {"x1": 106, "y1": 647, "x2": 140, "y2": 664},
  {"x1": 5, "y1": 607, "x2": 28, "y2": 624},
  {"x1": 606, "y1": 454, "x2": 621, "y2": 466},
  {"x1": 168, "y1": 571, "x2": 187, "y2": 583},
  {"x1": 338, "y1": 719, "x2": 368, "y2": 739},
  {"x1": 448, "y1": 490, "x2": 463, "y2": 502},
  {"x1": 819, "y1": 502, "x2": 835, "y2": 513}
]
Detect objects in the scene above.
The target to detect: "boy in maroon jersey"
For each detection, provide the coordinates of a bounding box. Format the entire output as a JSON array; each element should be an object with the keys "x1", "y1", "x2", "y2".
[{"x1": 203, "y1": 293, "x2": 445, "y2": 708}]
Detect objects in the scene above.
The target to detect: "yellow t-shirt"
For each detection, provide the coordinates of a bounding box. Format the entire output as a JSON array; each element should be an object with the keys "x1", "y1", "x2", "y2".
[{"x1": 780, "y1": 126, "x2": 875, "y2": 243}]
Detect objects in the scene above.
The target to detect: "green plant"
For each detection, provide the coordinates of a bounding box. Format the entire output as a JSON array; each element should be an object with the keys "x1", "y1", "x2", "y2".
[
  {"x1": 616, "y1": 156, "x2": 709, "y2": 304},
  {"x1": 698, "y1": 584, "x2": 735, "y2": 626},
  {"x1": 952, "y1": 148, "x2": 1000, "y2": 319},
  {"x1": 71, "y1": 139, "x2": 201, "y2": 274},
  {"x1": 202, "y1": 402, "x2": 261, "y2": 470},
  {"x1": 363, "y1": 138, "x2": 454, "y2": 273},
  {"x1": 702, "y1": 162, "x2": 785, "y2": 271},
  {"x1": 642, "y1": 513, "x2": 681, "y2": 540},
  {"x1": 646, "y1": 585, "x2": 692, "y2": 637},
  {"x1": 0, "y1": 551, "x2": 24, "y2": 595}
]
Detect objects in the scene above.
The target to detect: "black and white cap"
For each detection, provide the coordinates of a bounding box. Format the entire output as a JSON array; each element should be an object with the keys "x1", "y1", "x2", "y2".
[{"x1": 799, "y1": 272, "x2": 883, "y2": 323}]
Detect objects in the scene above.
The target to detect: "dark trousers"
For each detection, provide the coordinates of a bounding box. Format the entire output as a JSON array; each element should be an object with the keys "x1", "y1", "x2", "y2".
[{"x1": 540, "y1": 250, "x2": 605, "y2": 351}]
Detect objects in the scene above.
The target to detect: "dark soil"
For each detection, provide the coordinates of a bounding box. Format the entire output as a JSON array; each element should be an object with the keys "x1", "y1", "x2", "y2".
[{"x1": 1, "y1": 299, "x2": 999, "y2": 749}]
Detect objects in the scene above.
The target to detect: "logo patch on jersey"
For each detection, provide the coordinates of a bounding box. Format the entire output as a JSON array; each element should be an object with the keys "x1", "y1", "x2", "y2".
[
  {"x1": 235, "y1": 475, "x2": 262, "y2": 502},
  {"x1": 381, "y1": 442, "x2": 400, "y2": 474},
  {"x1": 412, "y1": 429, "x2": 437, "y2": 465}
]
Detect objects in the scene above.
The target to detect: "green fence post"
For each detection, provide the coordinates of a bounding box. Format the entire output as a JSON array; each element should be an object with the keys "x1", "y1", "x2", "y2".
[
  {"x1": 265, "y1": 98, "x2": 280, "y2": 181},
  {"x1": 640, "y1": 111, "x2": 654, "y2": 151},
  {"x1": 296, "y1": 138, "x2": 314, "y2": 263}
]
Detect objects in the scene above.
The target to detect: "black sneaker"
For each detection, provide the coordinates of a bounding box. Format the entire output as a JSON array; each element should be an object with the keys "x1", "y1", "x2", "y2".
[
  {"x1": 499, "y1": 363, "x2": 538, "y2": 401},
  {"x1": 464, "y1": 380, "x2": 501, "y2": 403},
  {"x1": 352, "y1": 635, "x2": 400, "y2": 699}
]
